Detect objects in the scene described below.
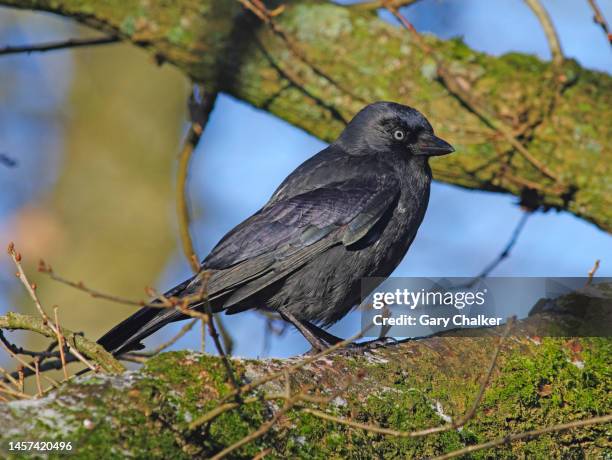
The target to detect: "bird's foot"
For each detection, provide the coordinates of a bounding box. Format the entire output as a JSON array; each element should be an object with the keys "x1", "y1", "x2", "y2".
[
  {"x1": 359, "y1": 336, "x2": 400, "y2": 349},
  {"x1": 305, "y1": 336, "x2": 399, "y2": 356}
]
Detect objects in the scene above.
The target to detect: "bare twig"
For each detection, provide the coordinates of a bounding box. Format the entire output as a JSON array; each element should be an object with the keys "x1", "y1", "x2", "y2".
[
  {"x1": 211, "y1": 397, "x2": 297, "y2": 460},
  {"x1": 215, "y1": 314, "x2": 235, "y2": 356},
  {"x1": 149, "y1": 276, "x2": 240, "y2": 390},
  {"x1": 17, "y1": 367, "x2": 24, "y2": 393},
  {"x1": 585, "y1": 259, "x2": 601, "y2": 287},
  {"x1": 586, "y1": 0, "x2": 612, "y2": 46},
  {"x1": 238, "y1": 0, "x2": 367, "y2": 105},
  {"x1": 179, "y1": 88, "x2": 239, "y2": 377},
  {"x1": 0, "y1": 364, "x2": 22, "y2": 391},
  {"x1": 0, "y1": 312, "x2": 124, "y2": 378},
  {"x1": 189, "y1": 327, "x2": 371, "y2": 431},
  {"x1": 178, "y1": 86, "x2": 217, "y2": 272},
  {"x1": 0, "y1": 330, "x2": 60, "y2": 360},
  {"x1": 0, "y1": 324, "x2": 61, "y2": 389},
  {"x1": 477, "y1": 211, "x2": 531, "y2": 278},
  {"x1": 0, "y1": 36, "x2": 119, "y2": 57},
  {"x1": 303, "y1": 318, "x2": 514, "y2": 438},
  {"x1": 200, "y1": 279, "x2": 240, "y2": 390},
  {"x1": 0, "y1": 153, "x2": 17, "y2": 167},
  {"x1": 33, "y1": 358, "x2": 43, "y2": 397},
  {"x1": 129, "y1": 319, "x2": 198, "y2": 357},
  {"x1": 39, "y1": 260, "x2": 158, "y2": 308},
  {"x1": 384, "y1": 3, "x2": 562, "y2": 183},
  {"x1": 432, "y1": 413, "x2": 612, "y2": 460},
  {"x1": 53, "y1": 306, "x2": 69, "y2": 380},
  {"x1": 523, "y1": 0, "x2": 564, "y2": 67},
  {"x1": 254, "y1": 35, "x2": 349, "y2": 124},
  {"x1": 8, "y1": 244, "x2": 98, "y2": 372},
  {"x1": 251, "y1": 448, "x2": 272, "y2": 460},
  {"x1": 201, "y1": 316, "x2": 207, "y2": 353},
  {"x1": 0, "y1": 382, "x2": 30, "y2": 400},
  {"x1": 351, "y1": 0, "x2": 422, "y2": 11},
  {"x1": 41, "y1": 260, "x2": 233, "y2": 365},
  {"x1": 210, "y1": 375, "x2": 305, "y2": 460}
]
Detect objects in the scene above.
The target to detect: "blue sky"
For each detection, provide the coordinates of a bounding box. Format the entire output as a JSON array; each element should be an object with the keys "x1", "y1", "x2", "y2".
[{"x1": 1, "y1": 1, "x2": 611, "y2": 358}]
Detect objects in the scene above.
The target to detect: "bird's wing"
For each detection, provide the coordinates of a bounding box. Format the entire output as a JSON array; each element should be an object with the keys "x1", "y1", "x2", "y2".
[
  {"x1": 96, "y1": 174, "x2": 399, "y2": 355},
  {"x1": 201, "y1": 173, "x2": 400, "y2": 307}
]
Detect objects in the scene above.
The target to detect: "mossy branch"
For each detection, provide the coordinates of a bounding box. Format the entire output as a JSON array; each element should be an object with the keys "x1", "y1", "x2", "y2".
[
  {"x1": 0, "y1": 312, "x2": 124, "y2": 374},
  {"x1": 0, "y1": 284, "x2": 610, "y2": 458},
  {"x1": 0, "y1": 0, "x2": 610, "y2": 231}
]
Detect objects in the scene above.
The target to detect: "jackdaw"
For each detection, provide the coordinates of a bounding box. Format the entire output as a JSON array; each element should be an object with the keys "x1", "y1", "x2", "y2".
[{"x1": 98, "y1": 101, "x2": 454, "y2": 354}]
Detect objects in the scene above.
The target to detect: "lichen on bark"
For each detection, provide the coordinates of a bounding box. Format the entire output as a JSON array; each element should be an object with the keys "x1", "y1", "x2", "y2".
[
  {"x1": 1, "y1": 284, "x2": 610, "y2": 458},
  {"x1": 0, "y1": 0, "x2": 610, "y2": 231}
]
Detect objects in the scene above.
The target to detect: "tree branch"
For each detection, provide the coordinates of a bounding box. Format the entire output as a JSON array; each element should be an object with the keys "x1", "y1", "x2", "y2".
[
  {"x1": 0, "y1": 312, "x2": 124, "y2": 374},
  {"x1": 0, "y1": 284, "x2": 610, "y2": 457},
  {"x1": 0, "y1": 0, "x2": 609, "y2": 231},
  {"x1": 0, "y1": 35, "x2": 119, "y2": 56}
]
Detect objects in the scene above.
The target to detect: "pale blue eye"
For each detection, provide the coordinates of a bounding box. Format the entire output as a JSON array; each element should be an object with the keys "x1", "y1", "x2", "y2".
[{"x1": 393, "y1": 130, "x2": 405, "y2": 140}]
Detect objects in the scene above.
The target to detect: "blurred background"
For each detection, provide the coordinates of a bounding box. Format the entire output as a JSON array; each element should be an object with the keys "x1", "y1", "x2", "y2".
[{"x1": 1, "y1": 0, "x2": 611, "y2": 363}]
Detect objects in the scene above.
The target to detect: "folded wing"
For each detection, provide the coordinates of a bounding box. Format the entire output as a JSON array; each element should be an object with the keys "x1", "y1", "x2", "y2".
[{"x1": 203, "y1": 174, "x2": 400, "y2": 309}]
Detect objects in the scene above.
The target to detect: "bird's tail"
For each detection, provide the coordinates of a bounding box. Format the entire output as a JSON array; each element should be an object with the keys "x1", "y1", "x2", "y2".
[{"x1": 97, "y1": 276, "x2": 199, "y2": 356}]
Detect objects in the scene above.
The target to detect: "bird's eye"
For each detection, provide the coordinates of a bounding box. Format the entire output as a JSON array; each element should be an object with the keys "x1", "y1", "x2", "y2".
[{"x1": 393, "y1": 129, "x2": 405, "y2": 141}]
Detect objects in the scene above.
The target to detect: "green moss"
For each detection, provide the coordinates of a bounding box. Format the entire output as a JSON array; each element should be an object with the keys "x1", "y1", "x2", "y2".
[
  {"x1": 1, "y1": 335, "x2": 609, "y2": 458},
  {"x1": 6, "y1": 0, "x2": 611, "y2": 231}
]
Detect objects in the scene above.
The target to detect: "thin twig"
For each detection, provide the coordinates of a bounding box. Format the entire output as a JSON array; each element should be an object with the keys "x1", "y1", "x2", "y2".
[
  {"x1": 432, "y1": 413, "x2": 612, "y2": 460},
  {"x1": 477, "y1": 212, "x2": 531, "y2": 278},
  {"x1": 17, "y1": 367, "x2": 24, "y2": 393},
  {"x1": 39, "y1": 260, "x2": 157, "y2": 308},
  {"x1": 586, "y1": 0, "x2": 612, "y2": 46},
  {"x1": 585, "y1": 259, "x2": 600, "y2": 287},
  {"x1": 251, "y1": 448, "x2": 272, "y2": 460},
  {"x1": 201, "y1": 280, "x2": 240, "y2": 390},
  {"x1": 0, "y1": 328, "x2": 61, "y2": 389},
  {"x1": 44, "y1": 264, "x2": 204, "y2": 316},
  {"x1": 201, "y1": 317, "x2": 207, "y2": 353},
  {"x1": 253, "y1": 34, "x2": 349, "y2": 124},
  {"x1": 53, "y1": 306, "x2": 69, "y2": 380},
  {"x1": 238, "y1": 0, "x2": 367, "y2": 105},
  {"x1": 0, "y1": 36, "x2": 119, "y2": 57},
  {"x1": 0, "y1": 383, "x2": 30, "y2": 400},
  {"x1": 212, "y1": 398, "x2": 297, "y2": 460},
  {"x1": 130, "y1": 319, "x2": 198, "y2": 357},
  {"x1": 210, "y1": 375, "x2": 305, "y2": 460},
  {"x1": 352, "y1": 0, "x2": 421, "y2": 10},
  {"x1": 179, "y1": 88, "x2": 239, "y2": 376},
  {"x1": 0, "y1": 330, "x2": 60, "y2": 359},
  {"x1": 189, "y1": 327, "x2": 371, "y2": 431},
  {"x1": 523, "y1": 0, "x2": 564, "y2": 67},
  {"x1": 33, "y1": 359, "x2": 43, "y2": 397},
  {"x1": 385, "y1": 3, "x2": 562, "y2": 183},
  {"x1": 215, "y1": 314, "x2": 234, "y2": 356},
  {"x1": 304, "y1": 319, "x2": 514, "y2": 438},
  {"x1": 150, "y1": 276, "x2": 241, "y2": 390},
  {"x1": 8, "y1": 244, "x2": 98, "y2": 372},
  {"x1": 178, "y1": 86, "x2": 216, "y2": 272},
  {"x1": 41, "y1": 261, "x2": 232, "y2": 365},
  {"x1": 0, "y1": 364, "x2": 22, "y2": 391}
]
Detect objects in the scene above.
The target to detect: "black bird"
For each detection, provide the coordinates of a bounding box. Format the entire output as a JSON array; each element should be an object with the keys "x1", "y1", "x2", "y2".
[{"x1": 98, "y1": 101, "x2": 454, "y2": 354}]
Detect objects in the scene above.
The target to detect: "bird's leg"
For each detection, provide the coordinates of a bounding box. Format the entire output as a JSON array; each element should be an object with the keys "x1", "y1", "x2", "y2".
[
  {"x1": 277, "y1": 306, "x2": 329, "y2": 351},
  {"x1": 301, "y1": 320, "x2": 344, "y2": 345}
]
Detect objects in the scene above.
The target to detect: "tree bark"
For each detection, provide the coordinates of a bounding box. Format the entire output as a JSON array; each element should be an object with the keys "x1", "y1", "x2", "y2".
[
  {"x1": 1, "y1": 0, "x2": 610, "y2": 232},
  {"x1": 1, "y1": 284, "x2": 610, "y2": 458}
]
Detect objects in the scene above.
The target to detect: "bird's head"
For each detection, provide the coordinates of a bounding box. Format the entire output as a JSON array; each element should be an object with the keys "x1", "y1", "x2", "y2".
[{"x1": 336, "y1": 101, "x2": 454, "y2": 158}]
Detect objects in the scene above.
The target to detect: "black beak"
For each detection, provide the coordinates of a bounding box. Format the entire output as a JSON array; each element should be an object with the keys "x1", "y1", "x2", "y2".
[{"x1": 416, "y1": 133, "x2": 455, "y2": 156}]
